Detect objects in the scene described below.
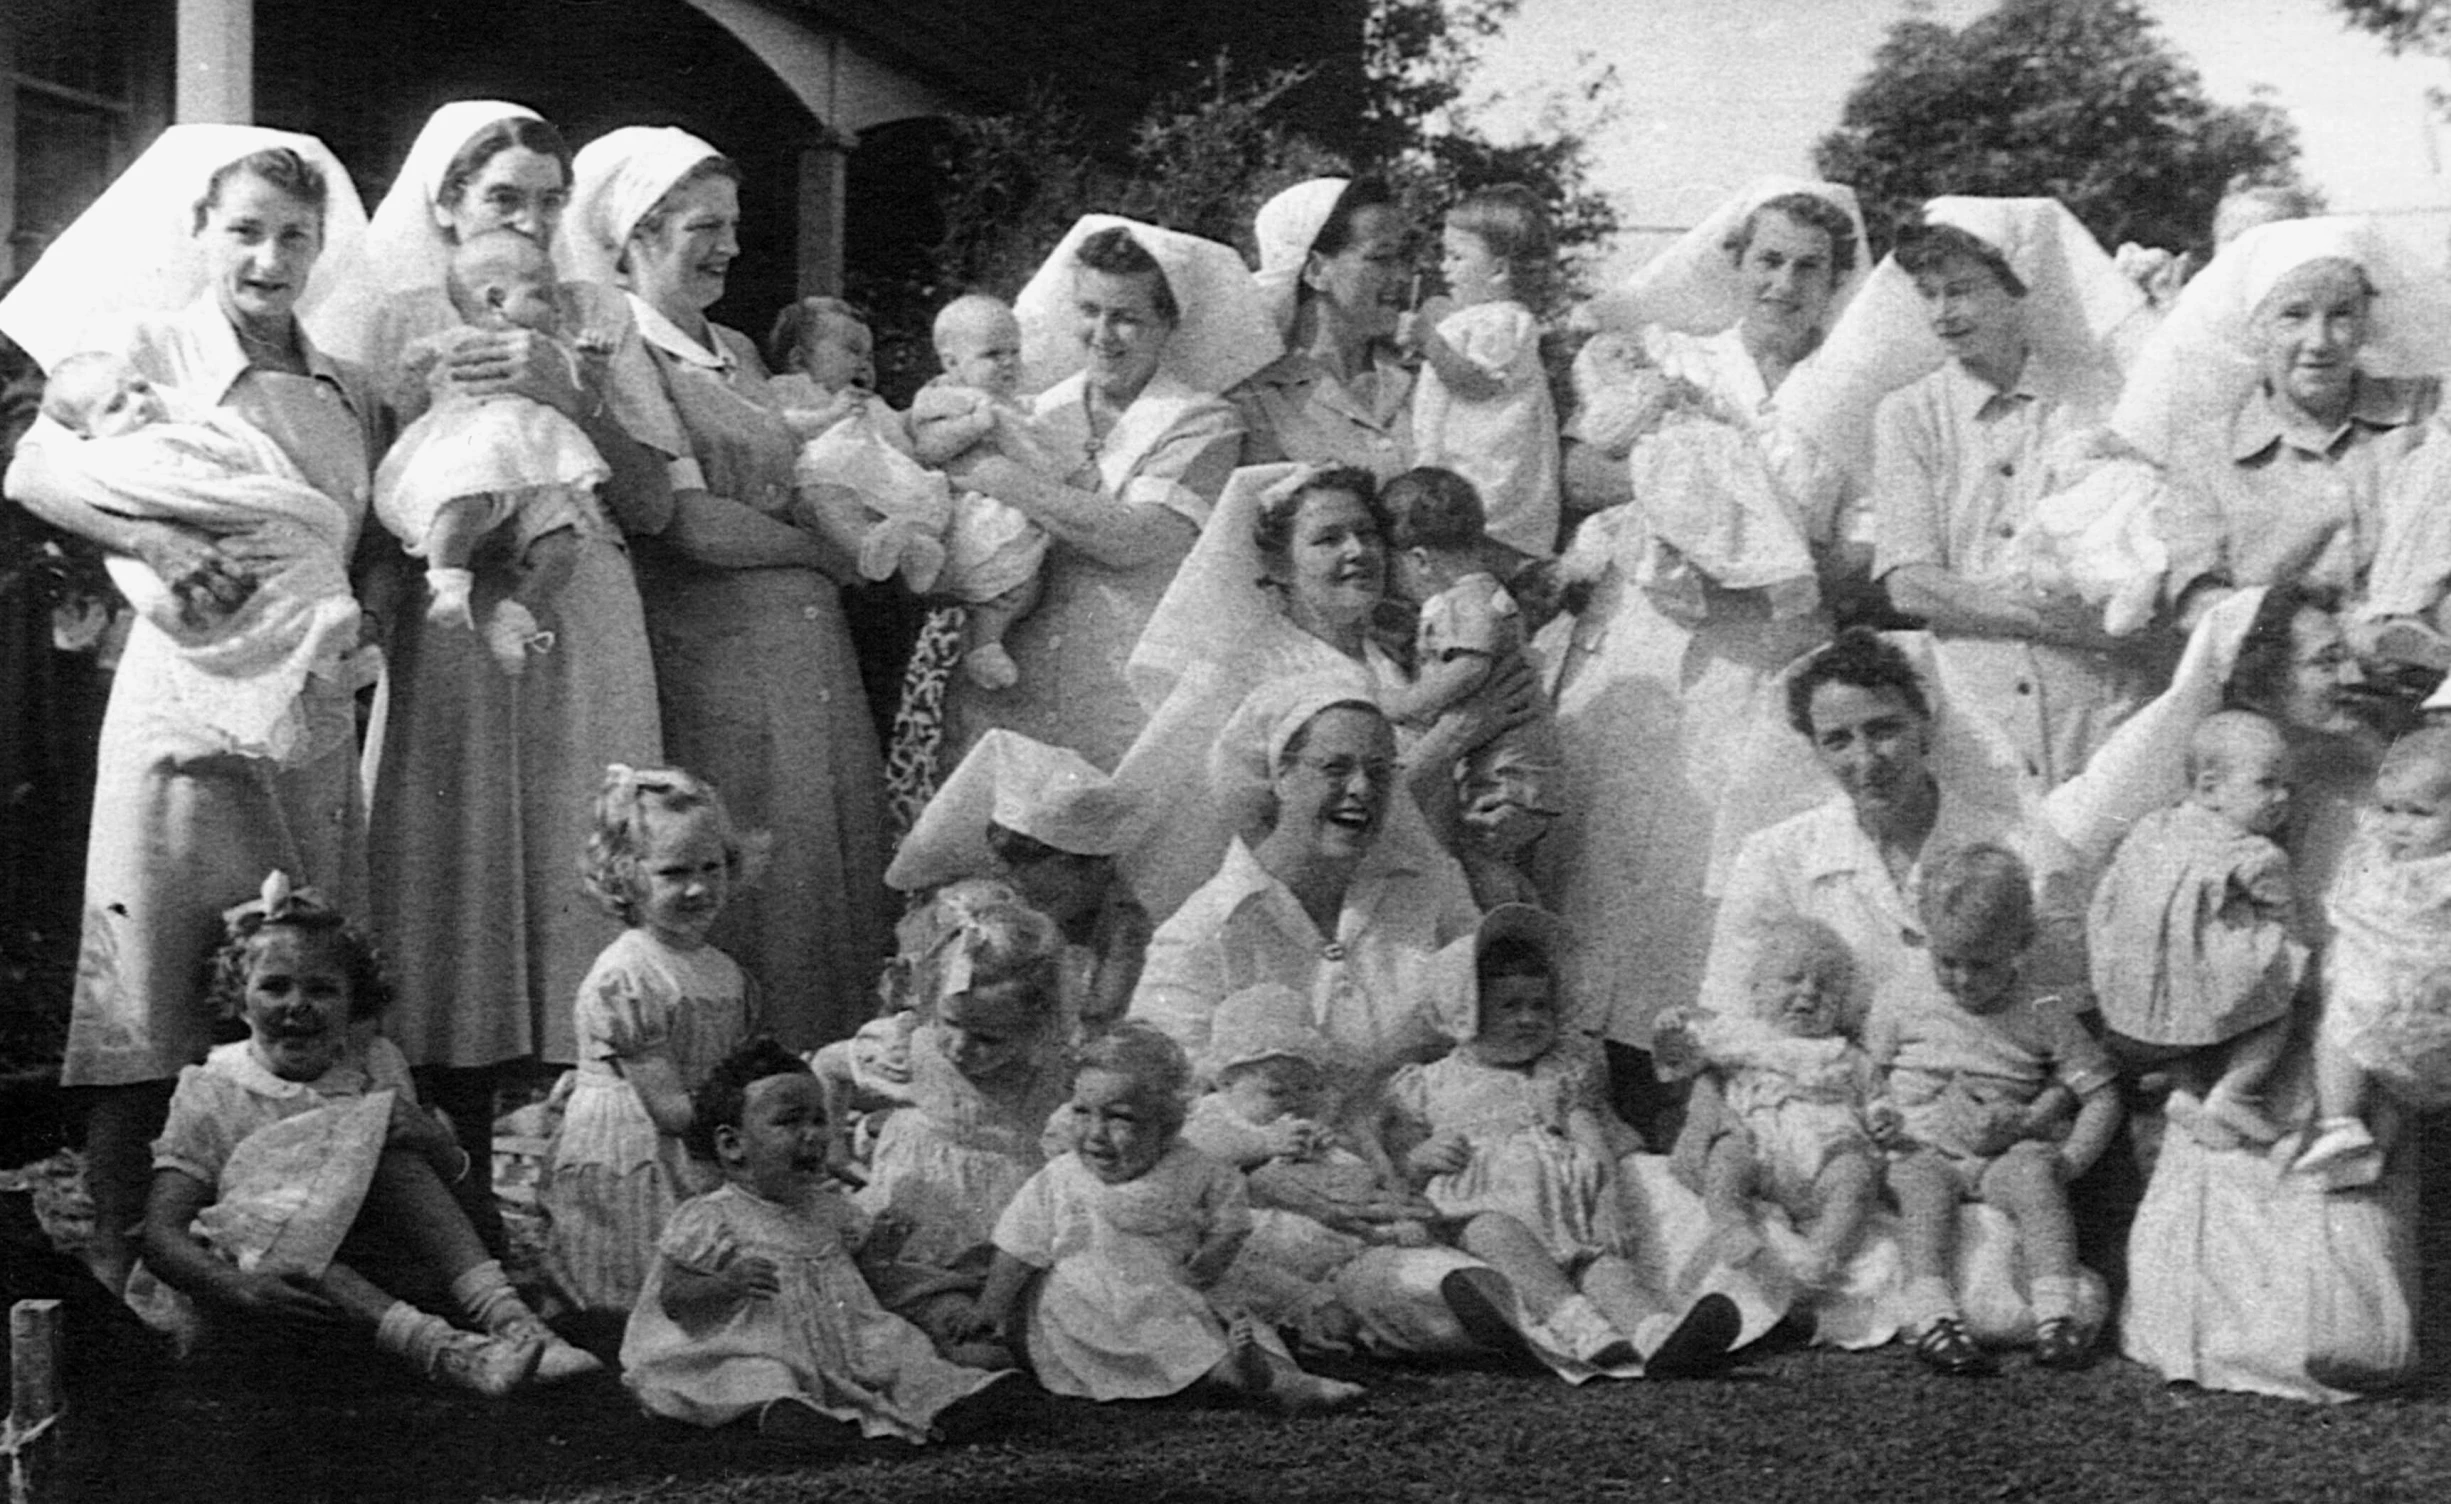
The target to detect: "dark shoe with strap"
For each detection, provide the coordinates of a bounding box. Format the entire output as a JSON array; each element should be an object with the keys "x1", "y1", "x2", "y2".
[
  {"x1": 2031, "y1": 1316, "x2": 2094, "y2": 1372},
  {"x1": 1914, "y1": 1315, "x2": 1994, "y2": 1377},
  {"x1": 1644, "y1": 1292, "x2": 1742, "y2": 1379}
]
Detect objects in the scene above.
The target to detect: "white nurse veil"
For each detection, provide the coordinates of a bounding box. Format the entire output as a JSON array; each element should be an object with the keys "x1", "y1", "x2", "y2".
[
  {"x1": 318, "y1": 100, "x2": 544, "y2": 363},
  {"x1": 1778, "y1": 196, "x2": 2150, "y2": 489},
  {"x1": 886, "y1": 729, "x2": 1144, "y2": 894},
  {"x1": 1012, "y1": 214, "x2": 1283, "y2": 396},
  {"x1": 1584, "y1": 176, "x2": 1873, "y2": 337},
  {"x1": 0, "y1": 123, "x2": 370, "y2": 370},
  {"x1": 2111, "y1": 216, "x2": 2451, "y2": 465},
  {"x1": 563, "y1": 125, "x2": 725, "y2": 292},
  {"x1": 1251, "y1": 178, "x2": 1352, "y2": 340}
]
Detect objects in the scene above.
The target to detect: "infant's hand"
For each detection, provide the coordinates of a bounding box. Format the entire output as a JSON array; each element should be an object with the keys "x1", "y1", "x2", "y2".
[
  {"x1": 1649, "y1": 1011, "x2": 1706, "y2": 1081},
  {"x1": 717, "y1": 1250, "x2": 781, "y2": 1303},
  {"x1": 1407, "y1": 1132, "x2": 1471, "y2": 1179},
  {"x1": 1864, "y1": 1098, "x2": 1905, "y2": 1149}
]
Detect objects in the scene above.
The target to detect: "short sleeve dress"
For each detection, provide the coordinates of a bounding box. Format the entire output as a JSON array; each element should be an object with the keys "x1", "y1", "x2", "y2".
[
  {"x1": 1387, "y1": 1036, "x2": 1625, "y2": 1268},
  {"x1": 621, "y1": 1181, "x2": 1003, "y2": 1437},
  {"x1": 618, "y1": 303, "x2": 890, "y2": 1048},
  {"x1": 543, "y1": 927, "x2": 758, "y2": 1311},
  {"x1": 2087, "y1": 801, "x2": 2300, "y2": 1050},
  {"x1": 991, "y1": 1143, "x2": 1248, "y2": 1399}
]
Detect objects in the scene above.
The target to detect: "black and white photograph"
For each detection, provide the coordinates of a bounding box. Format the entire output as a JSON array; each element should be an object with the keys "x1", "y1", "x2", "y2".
[{"x1": 5, "y1": 2, "x2": 2451, "y2": 1498}]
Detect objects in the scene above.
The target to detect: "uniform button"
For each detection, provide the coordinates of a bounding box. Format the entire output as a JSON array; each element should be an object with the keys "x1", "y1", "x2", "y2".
[
  {"x1": 1322, "y1": 942, "x2": 1347, "y2": 962},
  {"x1": 2015, "y1": 681, "x2": 2033, "y2": 695},
  {"x1": 1997, "y1": 523, "x2": 2016, "y2": 538},
  {"x1": 803, "y1": 605, "x2": 819, "y2": 620},
  {"x1": 1998, "y1": 461, "x2": 2016, "y2": 477}
]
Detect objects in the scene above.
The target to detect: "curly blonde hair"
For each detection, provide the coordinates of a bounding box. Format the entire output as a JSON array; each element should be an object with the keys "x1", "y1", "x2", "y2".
[{"x1": 580, "y1": 764, "x2": 768, "y2": 925}]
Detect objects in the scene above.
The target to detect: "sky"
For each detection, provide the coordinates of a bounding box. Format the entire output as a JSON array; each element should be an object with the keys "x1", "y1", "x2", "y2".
[{"x1": 1468, "y1": 0, "x2": 2451, "y2": 277}]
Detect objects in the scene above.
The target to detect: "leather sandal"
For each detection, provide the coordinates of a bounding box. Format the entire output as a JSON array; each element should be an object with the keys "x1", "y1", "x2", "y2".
[
  {"x1": 1914, "y1": 1315, "x2": 1993, "y2": 1376},
  {"x1": 2032, "y1": 1316, "x2": 2094, "y2": 1371}
]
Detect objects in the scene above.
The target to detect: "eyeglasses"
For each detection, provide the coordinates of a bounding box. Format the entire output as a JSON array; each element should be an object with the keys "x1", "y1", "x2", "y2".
[{"x1": 1287, "y1": 755, "x2": 1398, "y2": 786}]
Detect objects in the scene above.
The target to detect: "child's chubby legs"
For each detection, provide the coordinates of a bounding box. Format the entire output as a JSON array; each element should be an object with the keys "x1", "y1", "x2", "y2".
[
  {"x1": 422, "y1": 497, "x2": 491, "y2": 630},
  {"x1": 349, "y1": 1146, "x2": 602, "y2": 1384},
  {"x1": 960, "y1": 574, "x2": 1043, "y2": 691},
  {"x1": 2298, "y1": 1033, "x2": 2384, "y2": 1188},
  {"x1": 1202, "y1": 1313, "x2": 1364, "y2": 1414},
  {"x1": 1973, "y1": 1141, "x2": 2097, "y2": 1369},
  {"x1": 1453, "y1": 1211, "x2": 1639, "y2": 1367},
  {"x1": 1797, "y1": 1146, "x2": 1880, "y2": 1285},
  {"x1": 2198, "y1": 1019, "x2": 2289, "y2": 1145},
  {"x1": 1887, "y1": 1147, "x2": 1994, "y2": 1374},
  {"x1": 1697, "y1": 1133, "x2": 1767, "y2": 1267}
]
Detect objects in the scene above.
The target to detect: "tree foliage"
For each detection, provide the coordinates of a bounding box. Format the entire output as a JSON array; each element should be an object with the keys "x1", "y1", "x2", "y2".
[
  {"x1": 1814, "y1": 0, "x2": 2306, "y2": 257},
  {"x1": 2334, "y1": 0, "x2": 2451, "y2": 55},
  {"x1": 924, "y1": 2, "x2": 1620, "y2": 333}
]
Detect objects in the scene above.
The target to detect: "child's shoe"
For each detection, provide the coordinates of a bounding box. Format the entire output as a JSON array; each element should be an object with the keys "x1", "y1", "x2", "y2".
[
  {"x1": 2031, "y1": 1316, "x2": 2095, "y2": 1371},
  {"x1": 426, "y1": 567, "x2": 477, "y2": 630},
  {"x1": 492, "y1": 1313, "x2": 605, "y2": 1383},
  {"x1": 484, "y1": 600, "x2": 553, "y2": 677},
  {"x1": 963, "y1": 643, "x2": 1020, "y2": 691},
  {"x1": 1438, "y1": 1266, "x2": 1537, "y2": 1361},
  {"x1": 1912, "y1": 1314, "x2": 1993, "y2": 1377},
  {"x1": 428, "y1": 1328, "x2": 543, "y2": 1398},
  {"x1": 755, "y1": 1397, "x2": 860, "y2": 1447},
  {"x1": 1634, "y1": 1292, "x2": 1742, "y2": 1378},
  {"x1": 2199, "y1": 1088, "x2": 2283, "y2": 1147},
  {"x1": 2294, "y1": 1118, "x2": 2383, "y2": 1190},
  {"x1": 1541, "y1": 1293, "x2": 1639, "y2": 1369}
]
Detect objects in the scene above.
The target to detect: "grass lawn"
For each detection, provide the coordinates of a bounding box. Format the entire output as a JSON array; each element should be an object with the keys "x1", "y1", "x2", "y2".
[{"x1": 41, "y1": 1315, "x2": 2451, "y2": 1504}]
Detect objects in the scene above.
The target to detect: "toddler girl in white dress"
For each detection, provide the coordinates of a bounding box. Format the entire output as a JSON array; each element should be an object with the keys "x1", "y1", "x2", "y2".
[
  {"x1": 1385, "y1": 905, "x2": 1741, "y2": 1375},
  {"x1": 543, "y1": 765, "x2": 764, "y2": 1312},
  {"x1": 621, "y1": 1040, "x2": 1018, "y2": 1444},
  {"x1": 373, "y1": 228, "x2": 604, "y2": 675},
  {"x1": 983, "y1": 1023, "x2": 1363, "y2": 1412}
]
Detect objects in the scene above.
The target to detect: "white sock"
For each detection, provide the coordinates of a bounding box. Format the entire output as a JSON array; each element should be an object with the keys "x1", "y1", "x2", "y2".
[
  {"x1": 1902, "y1": 1275, "x2": 1958, "y2": 1330},
  {"x1": 375, "y1": 1301, "x2": 451, "y2": 1372},
  {"x1": 2030, "y1": 1275, "x2": 2079, "y2": 1324},
  {"x1": 450, "y1": 1259, "x2": 524, "y2": 1331}
]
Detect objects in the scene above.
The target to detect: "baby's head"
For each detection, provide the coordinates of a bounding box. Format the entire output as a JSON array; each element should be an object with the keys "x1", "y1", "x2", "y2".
[
  {"x1": 686, "y1": 1037, "x2": 827, "y2": 1199},
  {"x1": 41, "y1": 351, "x2": 169, "y2": 439},
  {"x1": 1380, "y1": 466, "x2": 1488, "y2": 597},
  {"x1": 767, "y1": 295, "x2": 875, "y2": 394},
  {"x1": 933, "y1": 293, "x2": 1024, "y2": 400},
  {"x1": 1917, "y1": 843, "x2": 2035, "y2": 1017},
  {"x1": 924, "y1": 895, "x2": 1062, "y2": 1084},
  {"x1": 1443, "y1": 183, "x2": 1552, "y2": 308},
  {"x1": 2371, "y1": 727, "x2": 2451, "y2": 863},
  {"x1": 582, "y1": 764, "x2": 767, "y2": 947},
  {"x1": 207, "y1": 871, "x2": 389, "y2": 1083},
  {"x1": 1744, "y1": 917, "x2": 1858, "y2": 1040},
  {"x1": 1068, "y1": 1023, "x2": 1192, "y2": 1185},
  {"x1": 1570, "y1": 331, "x2": 1649, "y2": 402},
  {"x1": 1206, "y1": 983, "x2": 1334, "y2": 1126},
  {"x1": 2185, "y1": 709, "x2": 2293, "y2": 839},
  {"x1": 444, "y1": 227, "x2": 561, "y2": 335},
  {"x1": 1465, "y1": 905, "x2": 1566, "y2": 1067}
]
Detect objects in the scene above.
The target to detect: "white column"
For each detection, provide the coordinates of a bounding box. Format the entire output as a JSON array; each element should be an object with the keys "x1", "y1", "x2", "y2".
[
  {"x1": 175, "y1": 0, "x2": 252, "y2": 124},
  {"x1": 796, "y1": 131, "x2": 853, "y2": 298}
]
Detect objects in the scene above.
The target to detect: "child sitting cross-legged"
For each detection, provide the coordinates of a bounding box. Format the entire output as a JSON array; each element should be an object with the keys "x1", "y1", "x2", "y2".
[
  {"x1": 1875, "y1": 843, "x2": 2122, "y2": 1376},
  {"x1": 620, "y1": 1039, "x2": 1021, "y2": 1445},
  {"x1": 141, "y1": 872, "x2": 596, "y2": 1394},
  {"x1": 980, "y1": 1024, "x2": 1365, "y2": 1413}
]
